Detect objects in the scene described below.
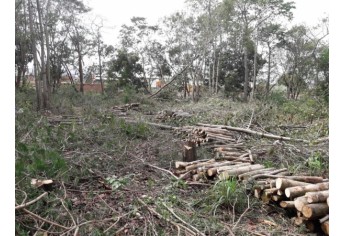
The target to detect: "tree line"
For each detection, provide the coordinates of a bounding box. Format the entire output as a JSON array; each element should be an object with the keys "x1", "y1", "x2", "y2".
[{"x1": 15, "y1": 0, "x2": 329, "y2": 110}]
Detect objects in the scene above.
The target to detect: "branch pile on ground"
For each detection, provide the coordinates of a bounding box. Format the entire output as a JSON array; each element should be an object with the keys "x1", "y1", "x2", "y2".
[
  {"x1": 253, "y1": 176, "x2": 329, "y2": 234},
  {"x1": 47, "y1": 115, "x2": 82, "y2": 125},
  {"x1": 155, "y1": 110, "x2": 192, "y2": 122},
  {"x1": 111, "y1": 103, "x2": 140, "y2": 116}
]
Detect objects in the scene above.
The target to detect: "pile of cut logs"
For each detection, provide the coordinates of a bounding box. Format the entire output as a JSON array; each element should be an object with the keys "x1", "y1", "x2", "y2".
[{"x1": 254, "y1": 177, "x2": 329, "y2": 235}]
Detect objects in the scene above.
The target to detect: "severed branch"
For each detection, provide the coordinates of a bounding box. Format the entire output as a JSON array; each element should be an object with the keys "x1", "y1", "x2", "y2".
[
  {"x1": 161, "y1": 202, "x2": 206, "y2": 236},
  {"x1": 148, "y1": 55, "x2": 199, "y2": 98},
  {"x1": 21, "y1": 208, "x2": 70, "y2": 230},
  {"x1": 15, "y1": 192, "x2": 48, "y2": 210},
  {"x1": 197, "y1": 123, "x2": 309, "y2": 143},
  {"x1": 137, "y1": 198, "x2": 196, "y2": 235}
]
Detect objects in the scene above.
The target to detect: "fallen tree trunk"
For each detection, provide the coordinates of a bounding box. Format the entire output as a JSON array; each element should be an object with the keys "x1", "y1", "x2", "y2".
[
  {"x1": 175, "y1": 159, "x2": 211, "y2": 169},
  {"x1": 237, "y1": 167, "x2": 275, "y2": 180},
  {"x1": 219, "y1": 164, "x2": 265, "y2": 180},
  {"x1": 285, "y1": 182, "x2": 329, "y2": 198},
  {"x1": 197, "y1": 123, "x2": 309, "y2": 143},
  {"x1": 306, "y1": 190, "x2": 329, "y2": 203},
  {"x1": 302, "y1": 203, "x2": 329, "y2": 219},
  {"x1": 207, "y1": 163, "x2": 251, "y2": 177},
  {"x1": 276, "y1": 178, "x2": 309, "y2": 190}
]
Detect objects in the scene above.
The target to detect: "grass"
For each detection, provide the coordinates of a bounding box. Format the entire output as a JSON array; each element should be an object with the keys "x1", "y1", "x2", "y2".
[{"x1": 15, "y1": 87, "x2": 328, "y2": 235}]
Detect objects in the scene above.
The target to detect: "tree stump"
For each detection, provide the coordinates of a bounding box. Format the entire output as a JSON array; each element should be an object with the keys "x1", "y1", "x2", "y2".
[{"x1": 182, "y1": 141, "x2": 197, "y2": 162}]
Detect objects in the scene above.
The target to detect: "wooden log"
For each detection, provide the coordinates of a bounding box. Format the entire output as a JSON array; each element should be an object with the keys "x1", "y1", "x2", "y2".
[
  {"x1": 277, "y1": 189, "x2": 284, "y2": 196},
  {"x1": 207, "y1": 163, "x2": 250, "y2": 177},
  {"x1": 279, "y1": 176, "x2": 324, "y2": 184},
  {"x1": 305, "y1": 190, "x2": 329, "y2": 203},
  {"x1": 285, "y1": 182, "x2": 329, "y2": 199},
  {"x1": 196, "y1": 123, "x2": 309, "y2": 143},
  {"x1": 185, "y1": 159, "x2": 216, "y2": 171},
  {"x1": 294, "y1": 196, "x2": 309, "y2": 212},
  {"x1": 183, "y1": 141, "x2": 197, "y2": 162},
  {"x1": 276, "y1": 178, "x2": 309, "y2": 190},
  {"x1": 192, "y1": 173, "x2": 204, "y2": 181},
  {"x1": 327, "y1": 197, "x2": 329, "y2": 206},
  {"x1": 254, "y1": 188, "x2": 262, "y2": 199},
  {"x1": 238, "y1": 168, "x2": 275, "y2": 180},
  {"x1": 175, "y1": 159, "x2": 210, "y2": 169},
  {"x1": 305, "y1": 221, "x2": 319, "y2": 232},
  {"x1": 280, "y1": 201, "x2": 295, "y2": 208},
  {"x1": 272, "y1": 195, "x2": 284, "y2": 202},
  {"x1": 218, "y1": 164, "x2": 265, "y2": 180},
  {"x1": 247, "y1": 168, "x2": 289, "y2": 181},
  {"x1": 262, "y1": 188, "x2": 279, "y2": 203},
  {"x1": 197, "y1": 161, "x2": 234, "y2": 173},
  {"x1": 319, "y1": 214, "x2": 329, "y2": 224},
  {"x1": 321, "y1": 220, "x2": 329, "y2": 235},
  {"x1": 302, "y1": 203, "x2": 329, "y2": 219}
]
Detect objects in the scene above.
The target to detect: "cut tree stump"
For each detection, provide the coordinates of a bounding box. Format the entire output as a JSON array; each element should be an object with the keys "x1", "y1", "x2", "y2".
[{"x1": 182, "y1": 141, "x2": 197, "y2": 162}]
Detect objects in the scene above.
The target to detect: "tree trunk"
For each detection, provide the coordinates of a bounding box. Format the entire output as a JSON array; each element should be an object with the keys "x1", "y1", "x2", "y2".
[
  {"x1": 44, "y1": 0, "x2": 51, "y2": 99},
  {"x1": 98, "y1": 41, "x2": 104, "y2": 94},
  {"x1": 218, "y1": 164, "x2": 265, "y2": 180},
  {"x1": 266, "y1": 44, "x2": 272, "y2": 97},
  {"x1": 243, "y1": 28, "x2": 249, "y2": 102},
  {"x1": 251, "y1": 30, "x2": 258, "y2": 100},
  {"x1": 78, "y1": 45, "x2": 84, "y2": 94},
  {"x1": 36, "y1": 0, "x2": 49, "y2": 109},
  {"x1": 28, "y1": 0, "x2": 42, "y2": 110}
]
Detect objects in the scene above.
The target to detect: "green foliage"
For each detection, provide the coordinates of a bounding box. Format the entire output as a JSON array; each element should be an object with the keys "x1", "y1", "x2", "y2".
[
  {"x1": 203, "y1": 178, "x2": 248, "y2": 215},
  {"x1": 105, "y1": 174, "x2": 134, "y2": 190},
  {"x1": 307, "y1": 151, "x2": 327, "y2": 175},
  {"x1": 15, "y1": 143, "x2": 67, "y2": 179},
  {"x1": 118, "y1": 119, "x2": 150, "y2": 139}
]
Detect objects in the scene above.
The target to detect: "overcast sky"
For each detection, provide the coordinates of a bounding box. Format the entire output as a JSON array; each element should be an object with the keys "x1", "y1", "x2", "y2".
[{"x1": 86, "y1": 0, "x2": 329, "y2": 46}]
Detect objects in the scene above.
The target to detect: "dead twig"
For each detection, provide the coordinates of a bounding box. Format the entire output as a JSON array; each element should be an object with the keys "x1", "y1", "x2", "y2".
[
  {"x1": 15, "y1": 192, "x2": 48, "y2": 210},
  {"x1": 232, "y1": 195, "x2": 251, "y2": 230},
  {"x1": 161, "y1": 202, "x2": 206, "y2": 236},
  {"x1": 21, "y1": 208, "x2": 70, "y2": 230}
]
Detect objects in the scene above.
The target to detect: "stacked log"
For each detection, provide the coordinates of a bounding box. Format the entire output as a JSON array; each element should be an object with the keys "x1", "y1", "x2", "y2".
[
  {"x1": 253, "y1": 177, "x2": 329, "y2": 234},
  {"x1": 111, "y1": 103, "x2": 140, "y2": 116}
]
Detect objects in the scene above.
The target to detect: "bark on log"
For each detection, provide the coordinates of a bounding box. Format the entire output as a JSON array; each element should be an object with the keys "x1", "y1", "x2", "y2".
[
  {"x1": 262, "y1": 188, "x2": 279, "y2": 203},
  {"x1": 285, "y1": 182, "x2": 329, "y2": 198},
  {"x1": 302, "y1": 203, "x2": 329, "y2": 219},
  {"x1": 238, "y1": 167, "x2": 275, "y2": 180},
  {"x1": 185, "y1": 159, "x2": 215, "y2": 171},
  {"x1": 175, "y1": 159, "x2": 210, "y2": 169},
  {"x1": 319, "y1": 214, "x2": 329, "y2": 224},
  {"x1": 207, "y1": 163, "x2": 251, "y2": 176},
  {"x1": 196, "y1": 161, "x2": 234, "y2": 173},
  {"x1": 280, "y1": 201, "x2": 295, "y2": 208},
  {"x1": 247, "y1": 168, "x2": 288, "y2": 181},
  {"x1": 183, "y1": 141, "x2": 197, "y2": 162},
  {"x1": 327, "y1": 197, "x2": 329, "y2": 206},
  {"x1": 294, "y1": 196, "x2": 309, "y2": 212},
  {"x1": 192, "y1": 173, "x2": 204, "y2": 181},
  {"x1": 306, "y1": 190, "x2": 329, "y2": 203},
  {"x1": 276, "y1": 178, "x2": 309, "y2": 190},
  {"x1": 219, "y1": 164, "x2": 265, "y2": 180},
  {"x1": 321, "y1": 220, "x2": 329, "y2": 235},
  {"x1": 197, "y1": 123, "x2": 309, "y2": 143}
]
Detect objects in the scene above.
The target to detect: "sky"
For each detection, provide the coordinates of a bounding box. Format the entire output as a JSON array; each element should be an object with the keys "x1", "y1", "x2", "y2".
[{"x1": 86, "y1": 0, "x2": 329, "y2": 46}]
